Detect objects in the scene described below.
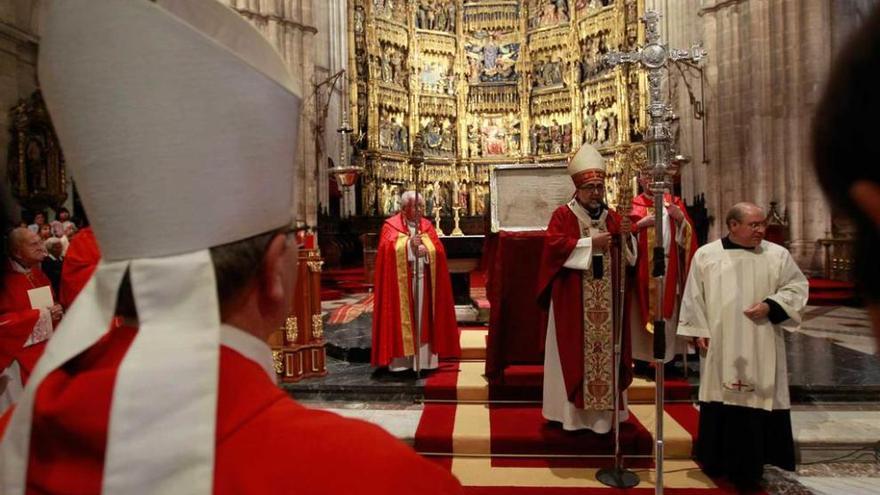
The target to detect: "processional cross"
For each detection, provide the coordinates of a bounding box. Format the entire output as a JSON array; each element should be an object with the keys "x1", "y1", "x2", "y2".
[{"x1": 597, "y1": 10, "x2": 706, "y2": 494}]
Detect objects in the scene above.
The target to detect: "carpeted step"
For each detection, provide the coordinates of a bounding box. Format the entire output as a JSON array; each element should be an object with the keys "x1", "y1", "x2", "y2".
[
  {"x1": 460, "y1": 328, "x2": 489, "y2": 360},
  {"x1": 428, "y1": 362, "x2": 695, "y2": 403}
]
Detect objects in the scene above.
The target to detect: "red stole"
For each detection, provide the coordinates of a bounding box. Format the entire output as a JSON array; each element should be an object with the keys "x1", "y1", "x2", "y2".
[
  {"x1": 371, "y1": 214, "x2": 461, "y2": 367},
  {"x1": 537, "y1": 205, "x2": 633, "y2": 409},
  {"x1": 631, "y1": 193, "x2": 697, "y2": 327}
]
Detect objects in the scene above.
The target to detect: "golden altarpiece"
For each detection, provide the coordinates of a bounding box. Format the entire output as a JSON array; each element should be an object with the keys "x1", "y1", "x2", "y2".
[{"x1": 348, "y1": 0, "x2": 649, "y2": 219}]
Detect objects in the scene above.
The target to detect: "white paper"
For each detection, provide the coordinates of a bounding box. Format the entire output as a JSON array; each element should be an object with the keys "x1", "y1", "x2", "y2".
[{"x1": 27, "y1": 286, "x2": 54, "y2": 309}]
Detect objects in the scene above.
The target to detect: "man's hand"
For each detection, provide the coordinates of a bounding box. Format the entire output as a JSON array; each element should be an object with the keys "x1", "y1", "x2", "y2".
[
  {"x1": 743, "y1": 302, "x2": 770, "y2": 321},
  {"x1": 411, "y1": 236, "x2": 427, "y2": 258},
  {"x1": 667, "y1": 204, "x2": 685, "y2": 222},
  {"x1": 591, "y1": 232, "x2": 611, "y2": 250},
  {"x1": 49, "y1": 304, "x2": 63, "y2": 321},
  {"x1": 695, "y1": 337, "x2": 709, "y2": 351},
  {"x1": 636, "y1": 216, "x2": 655, "y2": 229}
]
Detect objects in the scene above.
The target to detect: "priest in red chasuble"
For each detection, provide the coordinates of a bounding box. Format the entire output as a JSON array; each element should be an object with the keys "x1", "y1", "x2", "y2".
[
  {"x1": 629, "y1": 168, "x2": 698, "y2": 366},
  {"x1": 537, "y1": 144, "x2": 637, "y2": 432},
  {"x1": 0, "y1": 2, "x2": 463, "y2": 493},
  {"x1": 372, "y1": 191, "x2": 460, "y2": 371},
  {"x1": 0, "y1": 228, "x2": 60, "y2": 410}
]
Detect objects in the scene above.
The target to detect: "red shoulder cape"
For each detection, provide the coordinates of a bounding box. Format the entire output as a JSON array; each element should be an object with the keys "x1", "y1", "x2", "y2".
[
  {"x1": 371, "y1": 214, "x2": 461, "y2": 367},
  {"x1": 0, "y1": 325, "x2": 464, "y2": 494},
  {"x1": 60, "y1": 226, "x2": 101, "y2": 309},
  {"x1": 0, "y1": 263, "x2": 54, "y2": 380},
  {"x1": 536, "y1": 205, "x2": 633, "y2": 408},
  {"x1": 630, "y1": 193, "x2": 697, "y2": 322}
]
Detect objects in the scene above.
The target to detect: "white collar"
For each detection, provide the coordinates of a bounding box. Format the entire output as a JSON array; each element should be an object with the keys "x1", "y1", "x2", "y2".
[
  {"x1": 9, "y1": 258, "x2": 31, "y2": 274},
  {"x1": 219, "y1": 324, "x2": 277, "y2": 384}
]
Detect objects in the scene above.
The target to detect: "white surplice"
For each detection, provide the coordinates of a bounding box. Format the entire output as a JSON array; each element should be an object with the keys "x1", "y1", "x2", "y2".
[
  {"x1": 542, "y1": 202, "x2": 636, "y2": 432},
  {"x1": 677, "y1": 240, "x2": 808, "y2": 411}
]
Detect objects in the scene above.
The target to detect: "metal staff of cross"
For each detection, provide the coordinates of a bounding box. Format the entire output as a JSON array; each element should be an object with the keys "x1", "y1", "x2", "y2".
[{"x1": 603, "y1": 9, "x2": 706, "y2": 495}]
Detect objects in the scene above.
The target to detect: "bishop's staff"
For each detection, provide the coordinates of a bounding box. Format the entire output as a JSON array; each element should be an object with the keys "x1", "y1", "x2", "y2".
[
  {"x1": 596, "y1": 156, "x2": 640, "y2": 489},
  {"x1": 411, "y1": 132, "x2": 425, "y2": 376},
  {"x1": 605, "y1": 10, "x2": 706, "y2": 493}
]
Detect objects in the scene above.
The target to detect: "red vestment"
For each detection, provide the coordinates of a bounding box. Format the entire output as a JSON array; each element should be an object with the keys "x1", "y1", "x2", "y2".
[
  {"x1": 0, "y1": 325, "x2": 464, "y2": 494},
  {"x1": 0, "y1": 261, "x2": 54, "y2": 382},
  {"x1": 371, "y1": 214, "x2": 460, "y2": 367},
  {"x1": 537, "y1": 205, "x2": 633, "y2": 409},
  {"x1": 630, "y1": 193, "x2": 697, "y2": 325},
  {"x1": 59, "y1": 226, "x2": 101, "y2": 309}
]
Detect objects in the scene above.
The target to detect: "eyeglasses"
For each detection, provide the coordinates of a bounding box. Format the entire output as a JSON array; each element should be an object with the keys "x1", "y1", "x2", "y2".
[{"x1": 745, "y1": 221, "x2": 768, "y2": 230}]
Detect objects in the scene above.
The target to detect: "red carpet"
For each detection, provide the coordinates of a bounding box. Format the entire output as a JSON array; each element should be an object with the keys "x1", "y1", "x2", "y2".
[{"x1": 808, "y1": 277, "x2": 857, "y2": 306}]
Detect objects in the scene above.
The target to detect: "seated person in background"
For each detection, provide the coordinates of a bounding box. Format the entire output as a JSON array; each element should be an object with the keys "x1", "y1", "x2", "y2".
[
  {"x1": 50, "y1": 206, "x2": 73, "y2": 238},
  {"x1": 372, "y1": 191, "x2": 461, "y2": 373},
  {"x1": 41, "y1": 237, "x2": 64, "y2": 296},
  {"x1": 27, "y1": 211, "x2": 46, "y2": 234},
  {"x1": 0, "y1": 228, "x2": 60, "y2": 410}
]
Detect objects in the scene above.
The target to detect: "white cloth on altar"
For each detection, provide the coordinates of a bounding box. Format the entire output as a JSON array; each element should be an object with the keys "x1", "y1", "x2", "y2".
[
  {"x1": 677, "y1": 239, "x2": 808, "y2": 411},
  {"x1": 631, "y1": 204, "x2": 690, "y2": 362}
]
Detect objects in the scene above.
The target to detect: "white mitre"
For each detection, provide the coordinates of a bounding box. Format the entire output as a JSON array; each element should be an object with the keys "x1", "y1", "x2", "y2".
[
  {"x1": 568, "y1": 143, "x2": 606, "y2": 188},
  {"x1": 0, "y1": 1, "x2": 300, "y2": 494}
]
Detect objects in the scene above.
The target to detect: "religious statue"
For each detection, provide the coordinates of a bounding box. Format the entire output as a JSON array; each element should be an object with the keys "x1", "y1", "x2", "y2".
[
  {"x1": 465, "y1": 32, "x2": 519, "y2": 83},
  {"x1": 505, "y1": 114, "x2": 521, "y2": 155},
  {"x1": 583, "y1": 110, "x2": 597, "y2": 144},
  {"x1": 473, "y1": 183, "x2": 486, "y2": 215},
  {"x1": 467, "y1": 123, "x2": 481, "y2": 158},
  {"x1": 380, "y1": 51, "x2": 393, "y2": 83},
  {"x1": 549, "y1": 120, "x2": 562, "y2": 154},
  {"x1": 379, "y1": 114, "x2": 394, "y2": 150},
  {"x1": 481, "y1": 117, "x2": 507, "y2": 156},
  {"x1": 422, "y1": 117, "x2": 444, "y2": 156},
  {"x1": 596, "y1": 114, "x2": 609, "y2": 145}
]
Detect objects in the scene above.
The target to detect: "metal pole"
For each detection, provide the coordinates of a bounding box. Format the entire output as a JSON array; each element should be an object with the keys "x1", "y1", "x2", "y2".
[
  {"x1": 412, "y1": 133, "x2": 424, "y2": 377},
  {"x1": 597, "y1": 169, "x2": 639, "y2": 489},
  {"x1": 650, "y1": 142, "x2": 668, "y2": 495}
]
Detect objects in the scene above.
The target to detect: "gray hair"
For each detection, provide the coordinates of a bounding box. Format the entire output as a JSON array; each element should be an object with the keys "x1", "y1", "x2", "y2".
[
  {"x1": 400, "y1": 190, "x2": 425, "y2": 207},
  {"x1": 725, "y1": 202, "x2": 763, "y2": 228},
  {"x1": 7, "y1": 227, "x2": 31, "y2": 255}
]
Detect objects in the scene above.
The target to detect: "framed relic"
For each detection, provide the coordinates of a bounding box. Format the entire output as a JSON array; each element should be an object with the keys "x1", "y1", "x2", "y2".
[{"x1": 489, "y1": 163, "x2": 573, "y2": 232}]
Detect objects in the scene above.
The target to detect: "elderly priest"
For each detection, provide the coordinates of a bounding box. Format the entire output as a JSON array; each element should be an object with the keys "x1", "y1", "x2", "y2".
[
  {"x1": 678, "y1": 202, "x2": 808, "y2": 490},
  {"x1": 372, "y1": 191, "x2": 461, "y2": 372},
  {"x1": 537, "y1": 143, "x2": 636, "y2": 432},
  {"x1": 0, "y1": 1, "x2": 463, "y2": 493}
]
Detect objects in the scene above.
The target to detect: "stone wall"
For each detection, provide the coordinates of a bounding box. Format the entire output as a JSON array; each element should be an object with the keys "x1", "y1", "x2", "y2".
[
  {"x1": 222, "y1": 0, "x2": 320, "y2": 226},
  {"x1": 0, "y1": 0, "x2": 39, "y2": 222},
  {"x1": 648, "y1": 0, "x2": 879, "y2": 272}
]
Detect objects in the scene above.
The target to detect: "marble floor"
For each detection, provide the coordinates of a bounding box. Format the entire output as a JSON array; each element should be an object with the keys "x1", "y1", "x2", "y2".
[{"x1": 298, "y1": 298, "x2": 880, "y2": 493}]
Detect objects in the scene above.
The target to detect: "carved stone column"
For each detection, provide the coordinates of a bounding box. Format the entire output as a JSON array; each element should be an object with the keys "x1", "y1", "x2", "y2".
[
  {"x1": 653, "y1": 0, "x2": 873, "y2": 271},
  {"x1": 223, "y1": 0, "x2": 320, "y2": 226}
]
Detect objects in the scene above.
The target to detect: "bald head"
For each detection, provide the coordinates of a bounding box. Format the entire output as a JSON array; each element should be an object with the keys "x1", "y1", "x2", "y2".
[
  {"x1": 725, "y1": 203, "x2": 763, "y2": 228},
  {"x1": 8, "y1": 227, "x2": 46, "y2": 267},
  {"x1": 726, "y1": 202, "x2": 767, "y2": 248}
]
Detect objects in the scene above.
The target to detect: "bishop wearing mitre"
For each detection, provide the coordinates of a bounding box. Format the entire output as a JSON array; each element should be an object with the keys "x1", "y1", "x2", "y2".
[{"x1": 537, "y1": 143, "x2": 637, "y2": 432}]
